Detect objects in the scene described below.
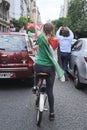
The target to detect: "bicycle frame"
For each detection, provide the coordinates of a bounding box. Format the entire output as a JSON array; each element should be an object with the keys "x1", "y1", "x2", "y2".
[
  {"x1": 35, "y1": 72, "x2": 49, "y2": 126},
  {"x1": 39, "y1": 94, "x2": 45, "y2": 112}
]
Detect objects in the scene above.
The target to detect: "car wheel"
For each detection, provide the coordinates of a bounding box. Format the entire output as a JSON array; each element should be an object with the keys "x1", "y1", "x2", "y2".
[{"x1": 74, "y1": 68, "x2": 81, "y2": 89}]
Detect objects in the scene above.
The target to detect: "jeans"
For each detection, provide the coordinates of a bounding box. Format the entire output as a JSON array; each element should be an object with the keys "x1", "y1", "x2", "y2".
[
  {"x1": 34, "y1": 64, "x2": 55, "y2": 113},
  {"x1": 57, "y1": 45, "x2": 62, "y2": 68},
  {"x1": 60, "y1": 52, "x2": 71, "y2": 72}
]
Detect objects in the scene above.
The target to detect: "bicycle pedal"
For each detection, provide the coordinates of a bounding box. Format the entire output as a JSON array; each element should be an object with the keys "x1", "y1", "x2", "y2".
[{"x1": 44, "y1": 107, "x2": 48, "y2": 111}]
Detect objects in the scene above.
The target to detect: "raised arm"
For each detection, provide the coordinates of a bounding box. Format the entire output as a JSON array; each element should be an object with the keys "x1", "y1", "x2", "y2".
[
  {"x1": 56, "y1": 26, "x2": 63, "y2": 38},
  {"x1": 32, "y1": 7, "x2": 41, "y2": 36}
]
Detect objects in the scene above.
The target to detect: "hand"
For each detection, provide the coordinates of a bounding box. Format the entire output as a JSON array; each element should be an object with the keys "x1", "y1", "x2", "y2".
[
  {"x1": 32, "y1": 7, "x2": 37, "y2": 13},
  {"x1": 59, "y1": 26, "x2": 63, "y2": 29}
]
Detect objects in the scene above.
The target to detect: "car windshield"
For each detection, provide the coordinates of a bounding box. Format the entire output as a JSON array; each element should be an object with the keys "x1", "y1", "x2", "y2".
[{"x1": 0, "y1": 35, "x2": 27, "y2": 52}]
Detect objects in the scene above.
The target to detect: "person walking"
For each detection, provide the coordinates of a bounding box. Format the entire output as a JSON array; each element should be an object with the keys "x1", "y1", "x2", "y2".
[
  {"x1": 32, "y1": 7, "x2": 65, "y2": 121},
  {"x1": 56, "y1": 26, "x2": 74, "y2": 80}
]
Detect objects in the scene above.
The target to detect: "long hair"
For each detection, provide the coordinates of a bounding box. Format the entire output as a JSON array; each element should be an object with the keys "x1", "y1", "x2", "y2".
[{"x1": 43, "y1": 23, "x2": 55, "y2": 37}]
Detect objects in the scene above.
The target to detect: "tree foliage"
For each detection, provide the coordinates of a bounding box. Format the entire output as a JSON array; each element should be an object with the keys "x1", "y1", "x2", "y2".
[
  {"x1": 52, "y1": 0, "x2": 87, "y2": 38},
  {"x1": 12, "y1": 16, "x2": 33, "y2": 32},
  {"x1": 67, "y1": 0, "x2": 87, "y2": 38},
  {"x1": 52, "y1": 17, "x2": 71, "y2": 32}
]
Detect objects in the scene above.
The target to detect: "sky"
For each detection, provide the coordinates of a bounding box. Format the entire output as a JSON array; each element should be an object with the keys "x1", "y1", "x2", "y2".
[{"x1": 36, "y1": 0, "x2": 64, "y2": 24}]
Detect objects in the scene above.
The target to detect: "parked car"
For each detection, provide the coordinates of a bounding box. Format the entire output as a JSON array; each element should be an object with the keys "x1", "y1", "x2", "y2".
[
  {"x1": 0, "y1": 32, "x2": 35, "y2": 86},
  {"x1": 68, "y1": 38, "x2": 87, "y2": 89},
  {"x1": 71, "y1": 39, "x2": 77, "y2": 45}
]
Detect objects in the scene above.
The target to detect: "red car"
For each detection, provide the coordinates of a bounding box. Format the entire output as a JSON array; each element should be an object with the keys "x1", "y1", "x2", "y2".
[{"x1": 0, "y1": 32, "x2": 34, "y2": 85}]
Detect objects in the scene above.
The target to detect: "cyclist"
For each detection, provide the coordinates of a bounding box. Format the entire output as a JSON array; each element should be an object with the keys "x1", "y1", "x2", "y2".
[{"x1": 32, "y1": 7, "x2": 65, "y2": 121}]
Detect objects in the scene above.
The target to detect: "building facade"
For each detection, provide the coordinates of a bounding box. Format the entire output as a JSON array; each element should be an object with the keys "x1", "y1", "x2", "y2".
[
  {"x1": 59, "y1": 5, "x2": 64, "y2": 18},
  {"x1": 0, "y1": 0, "x2": 10, "y2": 31},
  {"x1": 0, "y1": 0, "x2": 41, "y2": 32},
  {"x1": 63, "y1": 0, "x2": 71, "y2": 17},
  {"x1": 9, "y1": 0, "x2": 36, "y2": 20},
  {"x1": 9, "y1": 0, "x2": 21, "y2": 20},
  {"x1": 63, "y1": 0, "x2": 87, "y2": 18}
]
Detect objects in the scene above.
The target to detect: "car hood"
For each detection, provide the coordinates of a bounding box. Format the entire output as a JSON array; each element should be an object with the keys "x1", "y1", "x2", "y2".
[{"x1": 0, "y1": 52, "x2": 29, "y2": 64}]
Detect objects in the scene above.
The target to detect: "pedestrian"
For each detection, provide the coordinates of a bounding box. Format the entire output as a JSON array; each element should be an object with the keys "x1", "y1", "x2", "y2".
[
  {"x1": 19, "y1": 25, "x2": 26, "y2": 33},
  {"x1": 8, "y1": 23, "x2": 16, "y2": 32},
  {"x1": 56, "y1": 26, "x2": 74, "y2": 80},
  {"x1": 32, "y1": 7, "x2": 65, "y2": 121}
]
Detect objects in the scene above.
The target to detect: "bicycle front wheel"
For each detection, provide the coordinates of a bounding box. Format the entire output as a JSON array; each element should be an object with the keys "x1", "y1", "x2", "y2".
[
  {"x1": 36, "y1": 93, "x2": 45, "y2": 126},
  {"x1": 36, "y1": 109, "x2": 43, "y2": 126}
]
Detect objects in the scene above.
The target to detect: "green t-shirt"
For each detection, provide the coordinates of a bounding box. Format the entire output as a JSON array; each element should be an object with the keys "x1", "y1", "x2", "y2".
[{"x1": 36, "y1": 34, "x2": 53, "y2": 66}]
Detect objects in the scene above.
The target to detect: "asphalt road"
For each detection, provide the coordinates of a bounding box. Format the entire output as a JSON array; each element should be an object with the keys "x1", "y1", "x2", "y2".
[{"x1": 0, "y1": 77, "x2": 87, "y2": 130}]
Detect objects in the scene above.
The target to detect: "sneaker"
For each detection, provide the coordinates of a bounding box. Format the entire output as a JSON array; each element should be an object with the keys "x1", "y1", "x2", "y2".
[
  {"x1": 65, "y1": 73, "x2": 69, "y2": 81},
  {"x1": 60, "y1": 75, "x2": 65, "y2": 82},
  {"x1": 49, "y1": 113, "x2": 55, "y2": 121}
]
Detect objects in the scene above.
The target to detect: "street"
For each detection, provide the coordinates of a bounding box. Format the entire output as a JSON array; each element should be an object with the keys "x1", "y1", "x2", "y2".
[
  {"x1": 0, "y1": 0, "x2": 87, "y2": 129},
  {"x1": 0, "y1": 77, "x2": 87, "y2": 130}
]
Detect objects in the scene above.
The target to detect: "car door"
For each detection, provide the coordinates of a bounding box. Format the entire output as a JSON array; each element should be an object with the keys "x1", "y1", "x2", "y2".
[{"x1": 69, "y1": 40, "x2": 83, "y2": 75}]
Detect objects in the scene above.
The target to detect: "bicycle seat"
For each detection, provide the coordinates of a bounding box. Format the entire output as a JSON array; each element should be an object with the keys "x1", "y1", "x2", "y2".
[
  {"x1": 37, "y1": 72, "x2": 49, "y2": 76},
  {"x1": 37, "y1": 72, "x2": 49, "y2": 79}
]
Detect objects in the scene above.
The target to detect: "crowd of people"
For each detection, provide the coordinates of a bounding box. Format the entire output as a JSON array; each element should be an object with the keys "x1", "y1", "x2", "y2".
[{"x1": 7, "y1": 21, "x2": 26, "y2": 33}]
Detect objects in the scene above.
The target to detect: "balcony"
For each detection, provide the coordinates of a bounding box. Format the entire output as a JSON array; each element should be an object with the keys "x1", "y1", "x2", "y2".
[
  {"x1": 0, "y1": 0, "x2": 10, "y2": 10},
  {"x1": 0, "y1": 13, "x2": 7, "y2": 21}
]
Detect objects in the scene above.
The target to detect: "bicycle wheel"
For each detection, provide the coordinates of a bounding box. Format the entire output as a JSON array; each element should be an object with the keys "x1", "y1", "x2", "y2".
[
  {"x1": 36, "y1": 109, "x2": 43, "y2": 126},
  {"x1": 36, "y1": 93, "x2": 45, "y2": 126},
  {"x1": 35, "y1": 96, "x2": 39, "y2": 107},
  {"x1": 44, "y1": 95, "x2": 47, "y2": 106}
]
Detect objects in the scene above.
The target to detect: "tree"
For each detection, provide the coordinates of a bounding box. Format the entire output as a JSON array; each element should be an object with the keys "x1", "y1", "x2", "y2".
[
  {"x1": 67, "y1": 0, "x2": 87, "y2": 38},
  {"x1": 12, "y1": 16, "x2": 33, "y2": 32},
  {"x1": 52, "y1": 17, "x2": 71, "y2": 32},
  {"x1": 52, "y1": 0, "x2": 87, "y2": 38}
]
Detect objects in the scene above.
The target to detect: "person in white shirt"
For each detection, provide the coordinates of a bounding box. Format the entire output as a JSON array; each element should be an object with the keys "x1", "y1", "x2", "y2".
[{"x1": 56, "y1": 26, "x2": 74, "y2": 80}]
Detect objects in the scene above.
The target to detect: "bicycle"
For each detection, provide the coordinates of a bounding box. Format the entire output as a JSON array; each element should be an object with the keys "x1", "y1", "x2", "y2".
[{"x1": 35, "y1": 72, "x2": 49, "y2": 127}]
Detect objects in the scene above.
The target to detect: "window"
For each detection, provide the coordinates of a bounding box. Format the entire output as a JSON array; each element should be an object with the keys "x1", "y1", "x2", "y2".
[
  {"x1": 71, "y1": 40, "x2": 83, "y2": 51},
  {"x1": 0, "y1": 35, "x2": 27, "y2": 51}
]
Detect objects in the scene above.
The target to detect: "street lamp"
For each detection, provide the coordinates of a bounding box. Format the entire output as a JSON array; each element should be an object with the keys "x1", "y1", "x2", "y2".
[{"x1": 27, "y1": 16, "x2": 30, "y2": 22}]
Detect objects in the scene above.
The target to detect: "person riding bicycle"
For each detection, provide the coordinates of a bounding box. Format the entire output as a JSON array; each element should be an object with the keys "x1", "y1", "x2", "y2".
[{"x1": 32, "y1": 7, "x2": 65, "y2": 121}]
